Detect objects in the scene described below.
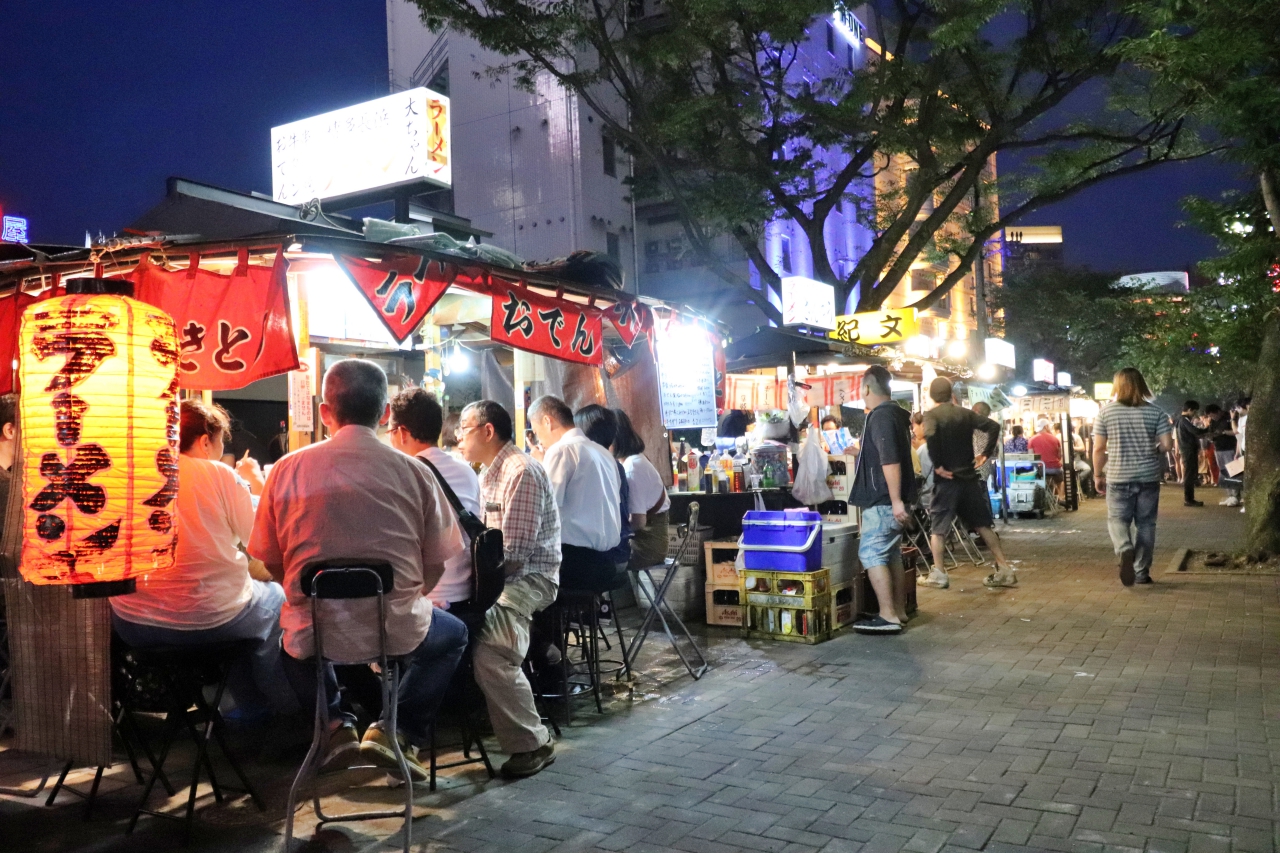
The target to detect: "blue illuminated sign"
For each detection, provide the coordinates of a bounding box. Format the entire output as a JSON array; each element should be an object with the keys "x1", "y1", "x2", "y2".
[{"x1": 1, "y1": 215, "x2": 29, "y2": 243}]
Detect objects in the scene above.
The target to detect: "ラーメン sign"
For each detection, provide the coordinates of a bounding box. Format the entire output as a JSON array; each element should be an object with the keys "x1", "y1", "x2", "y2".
[
  {"x1": 271, "y1": 87, "x2": 451, "y2": 205},
  {"x1": 827, "y1": 307, "x2": 918, "y2": 345}
]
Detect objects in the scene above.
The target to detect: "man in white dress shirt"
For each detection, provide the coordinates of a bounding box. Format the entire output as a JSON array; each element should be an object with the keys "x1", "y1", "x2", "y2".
[
  {"x1": 388, "y1": 388, "x2": 485, "y2": 635},
  {"x1": 529, "y1": 395, "x2": 622, "y2": 592}
]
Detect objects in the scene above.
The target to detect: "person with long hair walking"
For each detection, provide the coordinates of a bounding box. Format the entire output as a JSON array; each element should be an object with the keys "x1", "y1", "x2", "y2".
[{"x1": 1092, "y1": 368, "x2": 1174, "y2": 586}]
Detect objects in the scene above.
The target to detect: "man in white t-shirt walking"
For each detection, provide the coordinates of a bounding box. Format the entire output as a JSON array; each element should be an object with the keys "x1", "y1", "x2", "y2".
[{"x1": 388, "y1": 388, "x2": 485, "y2": 635}]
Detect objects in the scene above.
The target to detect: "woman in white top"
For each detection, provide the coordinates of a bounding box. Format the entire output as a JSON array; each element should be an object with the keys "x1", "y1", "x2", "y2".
[
  {"x1": 110, "y1": 400, "x2": 295, "y2": 718},
  {"x1": 611, "y1": 409, "x2": 671, "y2": 569}
]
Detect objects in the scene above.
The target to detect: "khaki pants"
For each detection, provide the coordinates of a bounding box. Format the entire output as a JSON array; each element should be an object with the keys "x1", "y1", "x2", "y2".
[{"x1": 472, "y1": 573, "x2": 557, "y2": 754}]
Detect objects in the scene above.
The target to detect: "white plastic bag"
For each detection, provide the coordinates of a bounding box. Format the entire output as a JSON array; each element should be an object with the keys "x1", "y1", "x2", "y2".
[
  {"x1": 788, "y1": 378, "x2": 810, "y2": 427},
  {"x1": 791, "y1": 428, "x2": 833, "y2": 506}
]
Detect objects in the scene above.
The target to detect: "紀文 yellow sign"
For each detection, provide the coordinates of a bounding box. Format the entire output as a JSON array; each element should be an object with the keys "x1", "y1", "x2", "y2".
[{"x1": 827, "y1": 307, "x2": 918, "y2": 345}]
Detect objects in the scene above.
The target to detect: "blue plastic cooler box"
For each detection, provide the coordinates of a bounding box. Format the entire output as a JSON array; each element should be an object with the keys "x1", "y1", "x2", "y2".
[{"x1": 740, "y1": 510, "x2": 823, "y2": 573}]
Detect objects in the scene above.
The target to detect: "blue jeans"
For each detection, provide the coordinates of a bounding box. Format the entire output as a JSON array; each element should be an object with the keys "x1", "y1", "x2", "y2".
[
  {"x1": 112, "y1": 580, "x2": 296, "y2": 716},
  {"x1": 281, "y1": 607, "x2": 468, "y2": 746},
  {"x1": 1106, "y1": 481, "x2": 1160, "y2": 578}
]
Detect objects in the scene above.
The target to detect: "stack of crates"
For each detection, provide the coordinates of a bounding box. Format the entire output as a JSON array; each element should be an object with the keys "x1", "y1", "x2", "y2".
[
  {"x1": 704, "y1": 540, "x2": 744, "y2": 627},
  {"x1": 738, "y1": 510, "x2": 833, "y2": 643},
  {"x1": 742, "y1": 568, "x2": 832, "y2": 643}
]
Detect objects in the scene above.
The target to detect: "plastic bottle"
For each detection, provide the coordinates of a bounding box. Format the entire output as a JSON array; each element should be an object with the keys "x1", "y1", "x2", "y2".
[
  {"x1": 720, "y1": 450, "x2": 733, "y2": 475},
  {"x1": 732, "y1": 458, "x2": 745, "y2": 493}
]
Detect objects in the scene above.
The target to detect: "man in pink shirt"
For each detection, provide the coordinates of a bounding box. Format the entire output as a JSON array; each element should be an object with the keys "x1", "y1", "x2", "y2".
[{"x1": 250, "y1": 359, "x2": 468, "y2": 782}]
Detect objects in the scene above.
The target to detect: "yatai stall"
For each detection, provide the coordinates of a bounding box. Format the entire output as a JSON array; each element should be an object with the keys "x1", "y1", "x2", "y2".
[{"x1": 0, "y1": 233, "x2": 677, "y2": 783}]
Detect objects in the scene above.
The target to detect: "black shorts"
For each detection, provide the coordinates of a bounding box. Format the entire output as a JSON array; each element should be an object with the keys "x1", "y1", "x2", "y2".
[{"x1": 929, "y1": 477, "x2": 994, "y2": 531}]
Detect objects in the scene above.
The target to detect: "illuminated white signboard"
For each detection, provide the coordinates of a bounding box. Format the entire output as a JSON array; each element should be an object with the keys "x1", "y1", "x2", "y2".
[
  {"x1": 780, "y1": 276, "x2": 836, "y2": 329},
  {"x1": 1032, "y1": 358, "x2": 1055, "y2": 383},
  {"x1": 271, "y1": 87, "x2": 451, "y2": 206},
  {"x1": 1056, "y1": 371, "x2": 1072, "y2": 387},
  {"x1": 984, "y1": 337, "x2": 1015, "y2": 369}
]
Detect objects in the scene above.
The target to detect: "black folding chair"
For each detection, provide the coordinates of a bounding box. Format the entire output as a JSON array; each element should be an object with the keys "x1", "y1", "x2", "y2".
[{"x1": 284, "y1": 561, "x2": 414, "y2": 853}]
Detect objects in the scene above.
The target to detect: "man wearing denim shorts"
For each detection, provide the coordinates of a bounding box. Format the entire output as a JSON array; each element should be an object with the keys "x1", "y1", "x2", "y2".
[{"x1": 850, "y1": 365, "x2": 917, "y2": 634}]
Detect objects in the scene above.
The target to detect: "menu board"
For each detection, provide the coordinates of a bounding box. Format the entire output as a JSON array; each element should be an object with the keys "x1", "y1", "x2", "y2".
[{"x1": 656, "y1": 328, "x2": 717, "y2": 429}]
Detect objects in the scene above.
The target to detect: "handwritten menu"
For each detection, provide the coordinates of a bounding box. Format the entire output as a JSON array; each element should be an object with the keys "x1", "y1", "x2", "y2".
[{"x1": 656, "y1": 332, "x2": 717, "y2": 429}]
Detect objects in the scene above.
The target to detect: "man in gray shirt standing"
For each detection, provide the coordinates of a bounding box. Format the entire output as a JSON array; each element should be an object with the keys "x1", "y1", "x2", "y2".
[{"x1": 923, "y1": 378, "x2": 1020, "y2": 589}]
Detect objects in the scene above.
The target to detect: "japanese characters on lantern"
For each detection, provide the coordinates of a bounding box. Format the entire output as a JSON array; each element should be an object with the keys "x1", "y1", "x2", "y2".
[{"x1": 18, "y1": 281, "x2": 180, "y2": 591}]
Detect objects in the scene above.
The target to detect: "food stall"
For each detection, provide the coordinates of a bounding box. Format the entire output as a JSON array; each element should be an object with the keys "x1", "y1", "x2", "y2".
[
  {"x1": 675, "y1": 325, "x2": 896, "y2": 641},
  {"x1": 0, "y1": 220, "x2": 700, "y2": 779}
]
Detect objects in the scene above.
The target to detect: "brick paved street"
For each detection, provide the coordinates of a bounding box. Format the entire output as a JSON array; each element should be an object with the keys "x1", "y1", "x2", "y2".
[{"x1": 3, "y1": 484, "x2": 1277, "y2": 853}]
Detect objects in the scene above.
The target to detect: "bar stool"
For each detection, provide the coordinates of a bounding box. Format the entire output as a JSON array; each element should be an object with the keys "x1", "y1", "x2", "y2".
[
  {"x1": 283, "y1": 562, "x2": 414, "y2": 853},
  {"x1": 625, "y1": 503, "x2": 708, "y2": 680},
  {"x1": 124, "y1": 638, "x2": 264, "y2": 840}
]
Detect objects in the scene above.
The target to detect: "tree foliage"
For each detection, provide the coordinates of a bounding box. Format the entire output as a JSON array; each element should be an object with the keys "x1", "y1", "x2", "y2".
[
  {"x1": 411, "y1": 0, "x2": 1211, "y2": 321},
  {"x1": 1113, "y1": 195, "x2": 1276, "y2": 398},
  {"x1": 994, "y1": 265, "x2": 1136, "y2": 388},
  {"x1": 1122, "y1": 0, "x2": 1280, "y2": 550}
]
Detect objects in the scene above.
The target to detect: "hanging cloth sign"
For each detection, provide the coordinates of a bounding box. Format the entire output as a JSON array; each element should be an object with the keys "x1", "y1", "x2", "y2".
[
  {"x1": 333, "y1": 251, "x2": 455, "y2": 344},
  {"x1": 488, "y1": 281, "x2": 604, "y2": 366},
  {"x1": 603, "y1": 300, "x2": 653, "y2": 347},
  {"x1": 131, "y1": 249, "x2": 299, "y2": 390}
]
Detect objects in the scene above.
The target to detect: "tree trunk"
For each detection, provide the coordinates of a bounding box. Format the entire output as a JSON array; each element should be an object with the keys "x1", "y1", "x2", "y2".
[{"x1": 1244, "y1": 307, "x2": 1280, "y2": 553}]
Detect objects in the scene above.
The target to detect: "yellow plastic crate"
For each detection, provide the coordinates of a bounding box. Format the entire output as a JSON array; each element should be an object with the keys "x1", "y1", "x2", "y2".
[
  {"x1": 742, "y1": 567, "x2": 830, "y2": 608},
  {"x1": 744, "y1": 593, "x2": 832, "y2": 644}
]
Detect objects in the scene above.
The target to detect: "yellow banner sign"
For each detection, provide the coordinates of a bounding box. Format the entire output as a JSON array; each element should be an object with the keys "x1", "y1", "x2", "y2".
[{"x1": 828, "y1": 307, "x2": 918, "y2": 345}]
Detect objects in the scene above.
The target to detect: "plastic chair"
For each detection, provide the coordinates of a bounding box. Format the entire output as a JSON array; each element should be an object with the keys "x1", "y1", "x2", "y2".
[{"x1": 283, "y1": 562, "x2": 414, "y2": 853}]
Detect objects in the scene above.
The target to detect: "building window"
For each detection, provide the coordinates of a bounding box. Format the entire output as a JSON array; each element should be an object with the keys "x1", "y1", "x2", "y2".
[
  {"x1": 847, "y1": 44, "x2": 855, "y2": 72},
  {"x1": 910, "y1": 269, "x2": 934, "y2": 291},
  {"x1": 780, "y1": 234, "x2": 793, "y2": 274},
  {"x1": 606, "y1": 232, "x2": 620, "y2": 263},
  {"x1": 826, "y1": 22, "x2": 835, "y2": 55},
  {"x1": 602, "y1": 133, "x2": 617, "y2": 177}
]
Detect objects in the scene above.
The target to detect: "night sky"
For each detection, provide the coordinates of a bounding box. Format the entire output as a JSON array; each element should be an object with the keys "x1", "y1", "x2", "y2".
[{"x1": 0, "y1": 1, "x2": 1245, "y2": 276}]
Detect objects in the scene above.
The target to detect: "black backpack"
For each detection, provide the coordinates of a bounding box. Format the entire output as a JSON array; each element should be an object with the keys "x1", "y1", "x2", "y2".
[{"x1": 418, "y1": 456, "x2": 506, "y2": 611}]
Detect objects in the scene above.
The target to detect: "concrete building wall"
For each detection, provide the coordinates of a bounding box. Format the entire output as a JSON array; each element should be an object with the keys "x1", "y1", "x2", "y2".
[{"x1": 386, "y1": 0, "x2": 636, "y2": 273}]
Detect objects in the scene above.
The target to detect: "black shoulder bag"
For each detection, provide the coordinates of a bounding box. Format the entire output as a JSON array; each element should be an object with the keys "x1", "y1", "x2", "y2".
[{"x1": 418, "y1": 457, "x2": 506, "y2": 610}]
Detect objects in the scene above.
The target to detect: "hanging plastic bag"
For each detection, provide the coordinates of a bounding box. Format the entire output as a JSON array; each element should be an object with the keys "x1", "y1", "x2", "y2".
[
  {"x1": 788, "y1": 377, "x2": 810, "y2": 427},
  {"x1": 791, "y1": 428, "x2": 833, "y2": 506}
]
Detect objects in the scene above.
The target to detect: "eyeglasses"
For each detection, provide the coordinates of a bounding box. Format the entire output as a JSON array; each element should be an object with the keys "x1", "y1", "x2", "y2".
[{"x1": 455, "y1": 423, "x2": 482, "y2": 440}]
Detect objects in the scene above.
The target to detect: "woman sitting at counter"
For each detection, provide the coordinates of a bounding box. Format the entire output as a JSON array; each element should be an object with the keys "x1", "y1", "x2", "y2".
[
  {"x1": 612, "y1": 409, "x2": 670, "y2": 569},
  {"x1": 110, "y1": 399, "x2": 295, "y2": 720}
]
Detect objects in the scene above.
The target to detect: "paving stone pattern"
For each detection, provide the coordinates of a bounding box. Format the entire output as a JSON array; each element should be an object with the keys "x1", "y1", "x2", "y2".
[{"x1": 2, "y1": 485, "x2": 1277, "y2": 853}]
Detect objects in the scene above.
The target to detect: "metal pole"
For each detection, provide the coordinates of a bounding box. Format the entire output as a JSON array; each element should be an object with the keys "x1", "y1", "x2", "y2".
[{"x1": 999, "y1": 417, "x2": 1009, "y2": 525}]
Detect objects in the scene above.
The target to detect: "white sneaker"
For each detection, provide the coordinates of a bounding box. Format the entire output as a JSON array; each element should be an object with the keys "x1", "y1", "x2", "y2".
[
  {"x1": 918, "y1": 568, "x2": 950, "y2": 589},
  {"x1": 1221, "y1": 496, "x2": 1240, "y2": 507}
]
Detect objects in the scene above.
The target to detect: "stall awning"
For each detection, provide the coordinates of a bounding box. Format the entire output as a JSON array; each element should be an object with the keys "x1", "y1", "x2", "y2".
[{"x1": 725, "y1": 326, "x2": 886, "y2": 372}]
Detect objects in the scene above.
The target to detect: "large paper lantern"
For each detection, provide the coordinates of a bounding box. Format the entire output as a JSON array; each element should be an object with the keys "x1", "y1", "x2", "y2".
[{"x1": 18, "y1": 279, "x2": 180, "y2": 597}]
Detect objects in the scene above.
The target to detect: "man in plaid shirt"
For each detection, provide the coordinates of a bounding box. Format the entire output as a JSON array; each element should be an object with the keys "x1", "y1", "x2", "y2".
[{"x1": 456, "y1": 400, "x2": 561, "y2": 778}]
